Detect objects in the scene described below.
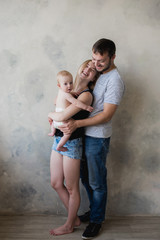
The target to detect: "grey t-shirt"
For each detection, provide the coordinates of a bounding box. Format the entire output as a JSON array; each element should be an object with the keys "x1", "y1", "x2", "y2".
[{"x1": 85, "y1": 68, "x2": 125, "y2": 138}]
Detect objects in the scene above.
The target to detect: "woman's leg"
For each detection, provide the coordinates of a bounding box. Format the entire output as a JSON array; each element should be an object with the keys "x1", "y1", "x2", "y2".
[
  {"x1": 51, "y1": 155, "x2": 81, "y2": 235},
  {"x1": 50, "y1": 150, "x2": 69, "y2": 209}
]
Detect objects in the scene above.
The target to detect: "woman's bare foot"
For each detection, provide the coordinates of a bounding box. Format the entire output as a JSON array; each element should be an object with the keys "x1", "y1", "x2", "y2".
[{"x1": 50, "y1": 224, "x2": 73, "y2": 236}]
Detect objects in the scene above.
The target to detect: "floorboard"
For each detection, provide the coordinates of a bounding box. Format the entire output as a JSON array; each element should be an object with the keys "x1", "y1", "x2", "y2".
[{"x1": 0, "y1": 215, "x2": 160, "y2": 240}]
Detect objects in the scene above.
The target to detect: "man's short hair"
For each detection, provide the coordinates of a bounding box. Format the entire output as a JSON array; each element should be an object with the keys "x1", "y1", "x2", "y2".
[{"x1": 92, "y1": 38, "x2": 116, "y2": 58}]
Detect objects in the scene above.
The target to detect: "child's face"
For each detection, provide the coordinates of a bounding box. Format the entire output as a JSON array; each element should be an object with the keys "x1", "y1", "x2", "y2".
[{"x1": 59, "y1": 76, "x2": 73, "y2": 93}]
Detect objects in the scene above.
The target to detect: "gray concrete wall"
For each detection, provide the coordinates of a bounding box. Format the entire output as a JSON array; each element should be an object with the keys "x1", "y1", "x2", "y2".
[{"x1": 0, "y1": 0, "x2": 160, "y2": 216}]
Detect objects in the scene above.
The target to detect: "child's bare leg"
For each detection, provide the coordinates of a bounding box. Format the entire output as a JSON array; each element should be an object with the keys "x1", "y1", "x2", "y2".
[
  {"x1": 48, "y1": 123, "x2": 56, "y2": 137},
  {"x1": 57, "y1": 134, "x2": 71, "y2": 152}
]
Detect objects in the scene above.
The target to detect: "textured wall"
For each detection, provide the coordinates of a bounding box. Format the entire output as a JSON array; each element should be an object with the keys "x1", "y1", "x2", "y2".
[{"x1": 0, "y1": 0, "x2": 160, "y2": 216}]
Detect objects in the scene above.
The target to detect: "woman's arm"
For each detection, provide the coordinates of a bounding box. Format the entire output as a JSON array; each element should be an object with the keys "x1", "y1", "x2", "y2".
[
  {"x1": 48, "y1": 92, "x2": 93, "y2": 122},
  {"x1": 64, "y1": 92, "x2": 93, "y2": 112}
]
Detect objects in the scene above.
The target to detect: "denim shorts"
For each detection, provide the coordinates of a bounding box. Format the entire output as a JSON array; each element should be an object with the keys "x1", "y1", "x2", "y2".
[{"x1": 52, "y1": 136, "x2": 83, "y2": 159}]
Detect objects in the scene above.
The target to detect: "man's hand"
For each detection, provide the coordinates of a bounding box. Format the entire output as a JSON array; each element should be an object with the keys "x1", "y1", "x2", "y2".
[{"x1": 59, "y1": 119, "x2": 77, "y2": 135}]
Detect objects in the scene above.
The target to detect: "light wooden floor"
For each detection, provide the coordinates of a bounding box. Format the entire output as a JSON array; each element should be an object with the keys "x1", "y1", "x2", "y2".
[{"x1": 0, "y1": 215, "x2": 160, "y2": 240}]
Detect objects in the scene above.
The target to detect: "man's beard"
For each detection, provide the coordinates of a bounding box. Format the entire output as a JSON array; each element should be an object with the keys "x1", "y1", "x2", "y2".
[{"x1": 99, "y1": 58, "x2": 111, "y2": 74}]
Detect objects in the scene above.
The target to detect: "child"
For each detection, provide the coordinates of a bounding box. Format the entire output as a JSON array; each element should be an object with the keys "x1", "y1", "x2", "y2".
[{"x1": 48, "y1": 70, "x2": 93, "y2": 151}]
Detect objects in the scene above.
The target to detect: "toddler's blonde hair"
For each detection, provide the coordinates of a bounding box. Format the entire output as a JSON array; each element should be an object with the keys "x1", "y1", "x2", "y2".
[{"x1": 57, "y1": 70, "x2": 73, "y2": 84}]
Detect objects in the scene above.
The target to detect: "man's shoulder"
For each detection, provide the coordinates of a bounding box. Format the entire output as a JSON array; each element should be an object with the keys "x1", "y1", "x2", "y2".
[
  {"x1": 96, "y1": 69, "x2": 120, "y2": 85},
  {"x1": 106, "y1": 68, "x2": 124, "y2": 86}
]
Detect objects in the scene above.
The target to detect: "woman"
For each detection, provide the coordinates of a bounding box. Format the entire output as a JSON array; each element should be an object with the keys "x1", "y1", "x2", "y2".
[{"x1": 48, "y1": 60, "x2": 99, "y2": 236}]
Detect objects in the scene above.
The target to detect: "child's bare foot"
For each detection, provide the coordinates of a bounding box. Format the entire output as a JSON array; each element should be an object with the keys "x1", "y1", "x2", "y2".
[
  {"x1": 48, "y1": 133, "x2": 54, "y2": 137},
  {"x1": 50, "y1": 224, "x2": 73, "y2": 236},
  {"x1": 57, "y1": 146, "x2": 68, "y2": 152}
]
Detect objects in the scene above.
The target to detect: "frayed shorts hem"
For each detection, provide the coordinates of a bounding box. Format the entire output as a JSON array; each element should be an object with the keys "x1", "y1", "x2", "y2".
[{"x1": 52, "y1": 136, "x2": 82, "y2": 159}]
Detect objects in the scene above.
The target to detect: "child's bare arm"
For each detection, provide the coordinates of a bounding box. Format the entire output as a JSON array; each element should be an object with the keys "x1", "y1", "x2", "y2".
[
  {"x1": 48, "y1": 96, "x2": 57, "y2": 125},
  {"x1": 48, "y1": 91, "x2": 93, "y2": 122},
  {"x1": 54, "y1": 96, "x2": 57, "y2": 105},
  {"x1": 70, "y1": 91, "x2": 80, "y2": 97},
  {"x1": 64, "y1": 92, "x2": 93, "y2": 112}
]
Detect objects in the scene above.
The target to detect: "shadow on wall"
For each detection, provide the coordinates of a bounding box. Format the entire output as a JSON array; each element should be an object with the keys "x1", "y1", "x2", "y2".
[{"x1": 107, "y1": 77, "x2": 157, "y2": 216}]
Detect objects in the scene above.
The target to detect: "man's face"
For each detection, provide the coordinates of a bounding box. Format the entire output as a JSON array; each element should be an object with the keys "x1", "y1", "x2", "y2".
[{"x1": 92, "y1": 52, "x2": 111, "y2": 73}]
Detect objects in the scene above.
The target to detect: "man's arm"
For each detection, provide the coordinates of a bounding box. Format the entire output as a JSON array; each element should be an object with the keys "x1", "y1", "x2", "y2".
[{"x1": 59, "y1": 103, "x2": 118, "y2": 134}]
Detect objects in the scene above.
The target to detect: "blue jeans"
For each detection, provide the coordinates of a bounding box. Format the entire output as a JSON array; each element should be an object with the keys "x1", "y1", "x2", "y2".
[{"x1": 80, "y1": 136, "x2": 110, "y2": 224}]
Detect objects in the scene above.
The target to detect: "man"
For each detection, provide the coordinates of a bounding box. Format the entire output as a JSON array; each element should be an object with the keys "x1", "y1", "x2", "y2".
[{"x1": 60, "y1": 38, "x2": 125, "y2": 239}]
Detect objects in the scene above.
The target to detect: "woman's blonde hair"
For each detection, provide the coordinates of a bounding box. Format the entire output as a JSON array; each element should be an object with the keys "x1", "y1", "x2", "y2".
[{"x1": 73, "y1": 60, "x2": 99, "y2": 91}]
